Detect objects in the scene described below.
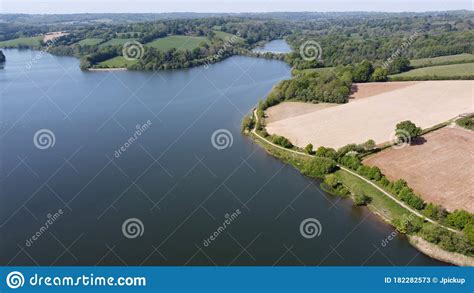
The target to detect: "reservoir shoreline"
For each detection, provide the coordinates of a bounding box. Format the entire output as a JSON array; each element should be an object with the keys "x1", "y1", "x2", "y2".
[{"x1": 245, "y1": 108, "x2": 473, "y2": 266}]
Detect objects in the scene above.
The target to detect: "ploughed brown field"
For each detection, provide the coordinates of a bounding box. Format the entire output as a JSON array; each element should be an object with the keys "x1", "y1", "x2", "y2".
[
  {"x1": 265, "y1": 80, "x2": 474, "y2": 149},
  {"x1": 364, "y1": 126, "x2": 474, "y2": 213}
]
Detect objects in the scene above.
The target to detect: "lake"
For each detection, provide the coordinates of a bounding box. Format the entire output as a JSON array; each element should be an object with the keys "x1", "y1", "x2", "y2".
[
  {"x1": 0, "y1": 49, "x2": 445, "y2": 266},
  {"x1": 252, "y1": 39, "x2": 292, "y2": 54}
]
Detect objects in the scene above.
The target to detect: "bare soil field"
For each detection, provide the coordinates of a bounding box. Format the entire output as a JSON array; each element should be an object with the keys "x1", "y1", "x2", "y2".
[
  {"x1": 265, "y1": 80, "x2": 474, "y2": 149},
  {"x1": 43, "y1": 32, "x2": 69, "y2": 42},
  {"x1": 364, "y1": 126, "x2": 474, "y2": 213},
  {"x1": 349, "y1": 81, "x2": 419, "y2": 100},
  {"x1": 265, "y1": 102, "x2": 336, "y2": 123}
]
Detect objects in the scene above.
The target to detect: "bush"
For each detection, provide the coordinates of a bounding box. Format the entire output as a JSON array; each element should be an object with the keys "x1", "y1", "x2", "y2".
[
  {"x1": 393, "y1": 215, "x2": 422, "y2": 234},
  {"x1": 302, "y1": 157, "x2": 337, "y2": 178},
  {"x1": 464, "y1": 222, "x2": 474, "y2": 245},
  {"x1": 378, "y1": 176, "x2": 390, "y2": 186},
  {"x1": 423, "y1": 203, "x2": 448, "y2": 221},
  {"x1": 315, "y1": 146, "x2": 337, "y2": 160},
  {"x1": 398, "y1": 187, "x2": 425, "y2": 210},
  {"x1": 421, "y1": 225, "x2": 442, "y2": 243},
  {"x1": 272, "y1": 135, "x2": 293, "y2": 148},
  {"x1": 367, "y1": 166, "x2": 382, "y2": 181},
  {"x1": 357, "y1": 165, "x2": 371, "y2": 176},
  {"x1": 324, "y1": 174, "x2": 339, "y2": 188},
  {"x1": 304, "y1": 143, "x2": 314, "y2": 154},
  {"x1": 390, "y1": 179, "x2": 408, "y2": 195},
  {"x1": 336, "y1": 144, "x2": 362, "y2": 158},
  {"x1": 338, "y1": 155, "x2": 362, "y2": 170},
  {"x1": 446, "y1": 210, "x2": 473, "y2": 230},
  {"x1": 354, "y1": 192, "x2": 371, "y2": 206},
  {"x1": 241, "y1": 115, "x2": 255, "y2": 132},
  {"x1": 361, "y1": 139, "x2": 376, "y2": 151}
]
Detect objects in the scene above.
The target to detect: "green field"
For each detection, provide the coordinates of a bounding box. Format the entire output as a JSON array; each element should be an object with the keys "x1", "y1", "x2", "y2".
[
  {"x1": 334, "y1": 170, "x2": 409, "y2": 221},
  {"x1": 410, "y1": 53, "x2": 474, "y2": 68},
  {"x1": 389, "y1": 63, "x2": 474, "y2": 79},
  {"x1": 213, "y1": 30, "x2": 244, "y2": 43},
  {"x1": 146, "y1": 35, "x2": 210, "y2": 51},
  {"x1": 0, "y1": 36, "x2": 43, "y2": 48},
  {"x1": 77, "y1": 38, "x2": 104, "y2": 46},
  {"x1": 99, "y1": 38, "x2": 135, "y2": 47},
  {"x1": 96, "y1": 56, "x2": 138, "y2": 68}
]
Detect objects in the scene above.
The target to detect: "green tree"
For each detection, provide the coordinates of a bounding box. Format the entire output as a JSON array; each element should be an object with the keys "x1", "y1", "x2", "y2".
[
  {"x1": 352, "y1": 185, "x2": 371, "y2": 206},
  {"x1": 371, "y1": 67, "x2": 388, "y2": 81},
  {"x1": 272, "y1": 136, "x2": 293, "y2": 148},
  {"x1": 395, "y1": 120, "x2": 422, "y2": 143},
  {"x1": 388, "y1": 56, "x2": 411, "y2": 74},
  {"x1": 368, "y1": 166, "x2": 382, "y2": 181},
  {"x1": 464, "y1": 222, "x2": 474, "y2": 245},
  {"x1": 446, "y1": 210, "x2": 473, "y2": 230},
  {"x1": 362, "y1": 139, "x2": 376, "y2": 151},
  {"x1": 353, "y1": 60, "x2": 374, "y2": 82},
  {"x1": 338, "y1": 155, "x2": 362, "y2": 170},
  {"x1": 302, "y1": 157, "x2": 337, "y2": 178},
  {"x1": 315, "y1": 146, "x2": 337, "y2": 159},
  {"x1": 304, "y1": 143, "x2": 314, "y2": 154},
  {"x1": 324, "y1": 174, "x2": 339, "y2": 188}
]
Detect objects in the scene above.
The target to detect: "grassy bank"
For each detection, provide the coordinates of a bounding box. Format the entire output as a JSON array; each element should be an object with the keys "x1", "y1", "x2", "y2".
[
  {"x1": 389, "y1": 62, "x2": 474, "y2": 80},
  {"x1": 246, "y1": 118, "x2": 474, "y2": 265},
  {"x1": 410, "y1": 53, "x2": 474, "y2": 68}
]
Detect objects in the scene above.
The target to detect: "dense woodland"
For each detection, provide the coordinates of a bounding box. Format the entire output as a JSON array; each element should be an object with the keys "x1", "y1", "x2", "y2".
[{"x1": 1, "y1": 11, "x2": 472, "y2": 71}]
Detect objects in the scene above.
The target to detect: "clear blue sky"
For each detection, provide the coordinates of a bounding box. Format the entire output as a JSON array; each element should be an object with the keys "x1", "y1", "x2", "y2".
[{"x1": 1, "y1": 0, "x2": 472, "y2": 14}]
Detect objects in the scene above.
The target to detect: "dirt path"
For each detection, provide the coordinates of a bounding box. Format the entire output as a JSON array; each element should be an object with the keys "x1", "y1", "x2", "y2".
[{"x1": 252, "y1": 109, "x2": 460, "y2": 234}]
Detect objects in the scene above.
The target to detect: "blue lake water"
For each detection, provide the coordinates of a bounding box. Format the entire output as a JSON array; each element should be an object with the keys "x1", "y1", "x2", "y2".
[
  {"x1": 0, "y1": 49, "x2": 445, "y2": 266},
  {"x1": 252, "y1": 39, "x2": 293, "y2": 54}
]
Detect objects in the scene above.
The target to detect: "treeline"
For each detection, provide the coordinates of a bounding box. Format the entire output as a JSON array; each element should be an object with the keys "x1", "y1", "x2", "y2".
[
  {"x1": 292, "y1": 138, "x2": 474, "y2": 255},
  {"x1": 79, "y1": 48, "x2": 120, "y2": 70},
  {"x1": 260, "y1": 68, "x2": 352, "y2": 110},
  {"x1": 248, "y1": 110, "x2": 474, "y2": 255},
  {"x1": 332, "y1": 143, "x2": 473, "y2": 254},
  {"x1": 285, "y1": 11, "x2": 473, "y2": 69}
]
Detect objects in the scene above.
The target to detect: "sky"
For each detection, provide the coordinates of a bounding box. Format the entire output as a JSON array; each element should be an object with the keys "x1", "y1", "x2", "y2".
[{"x1": 0, "y1": 0, "x2": 472, "y2": 14}]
